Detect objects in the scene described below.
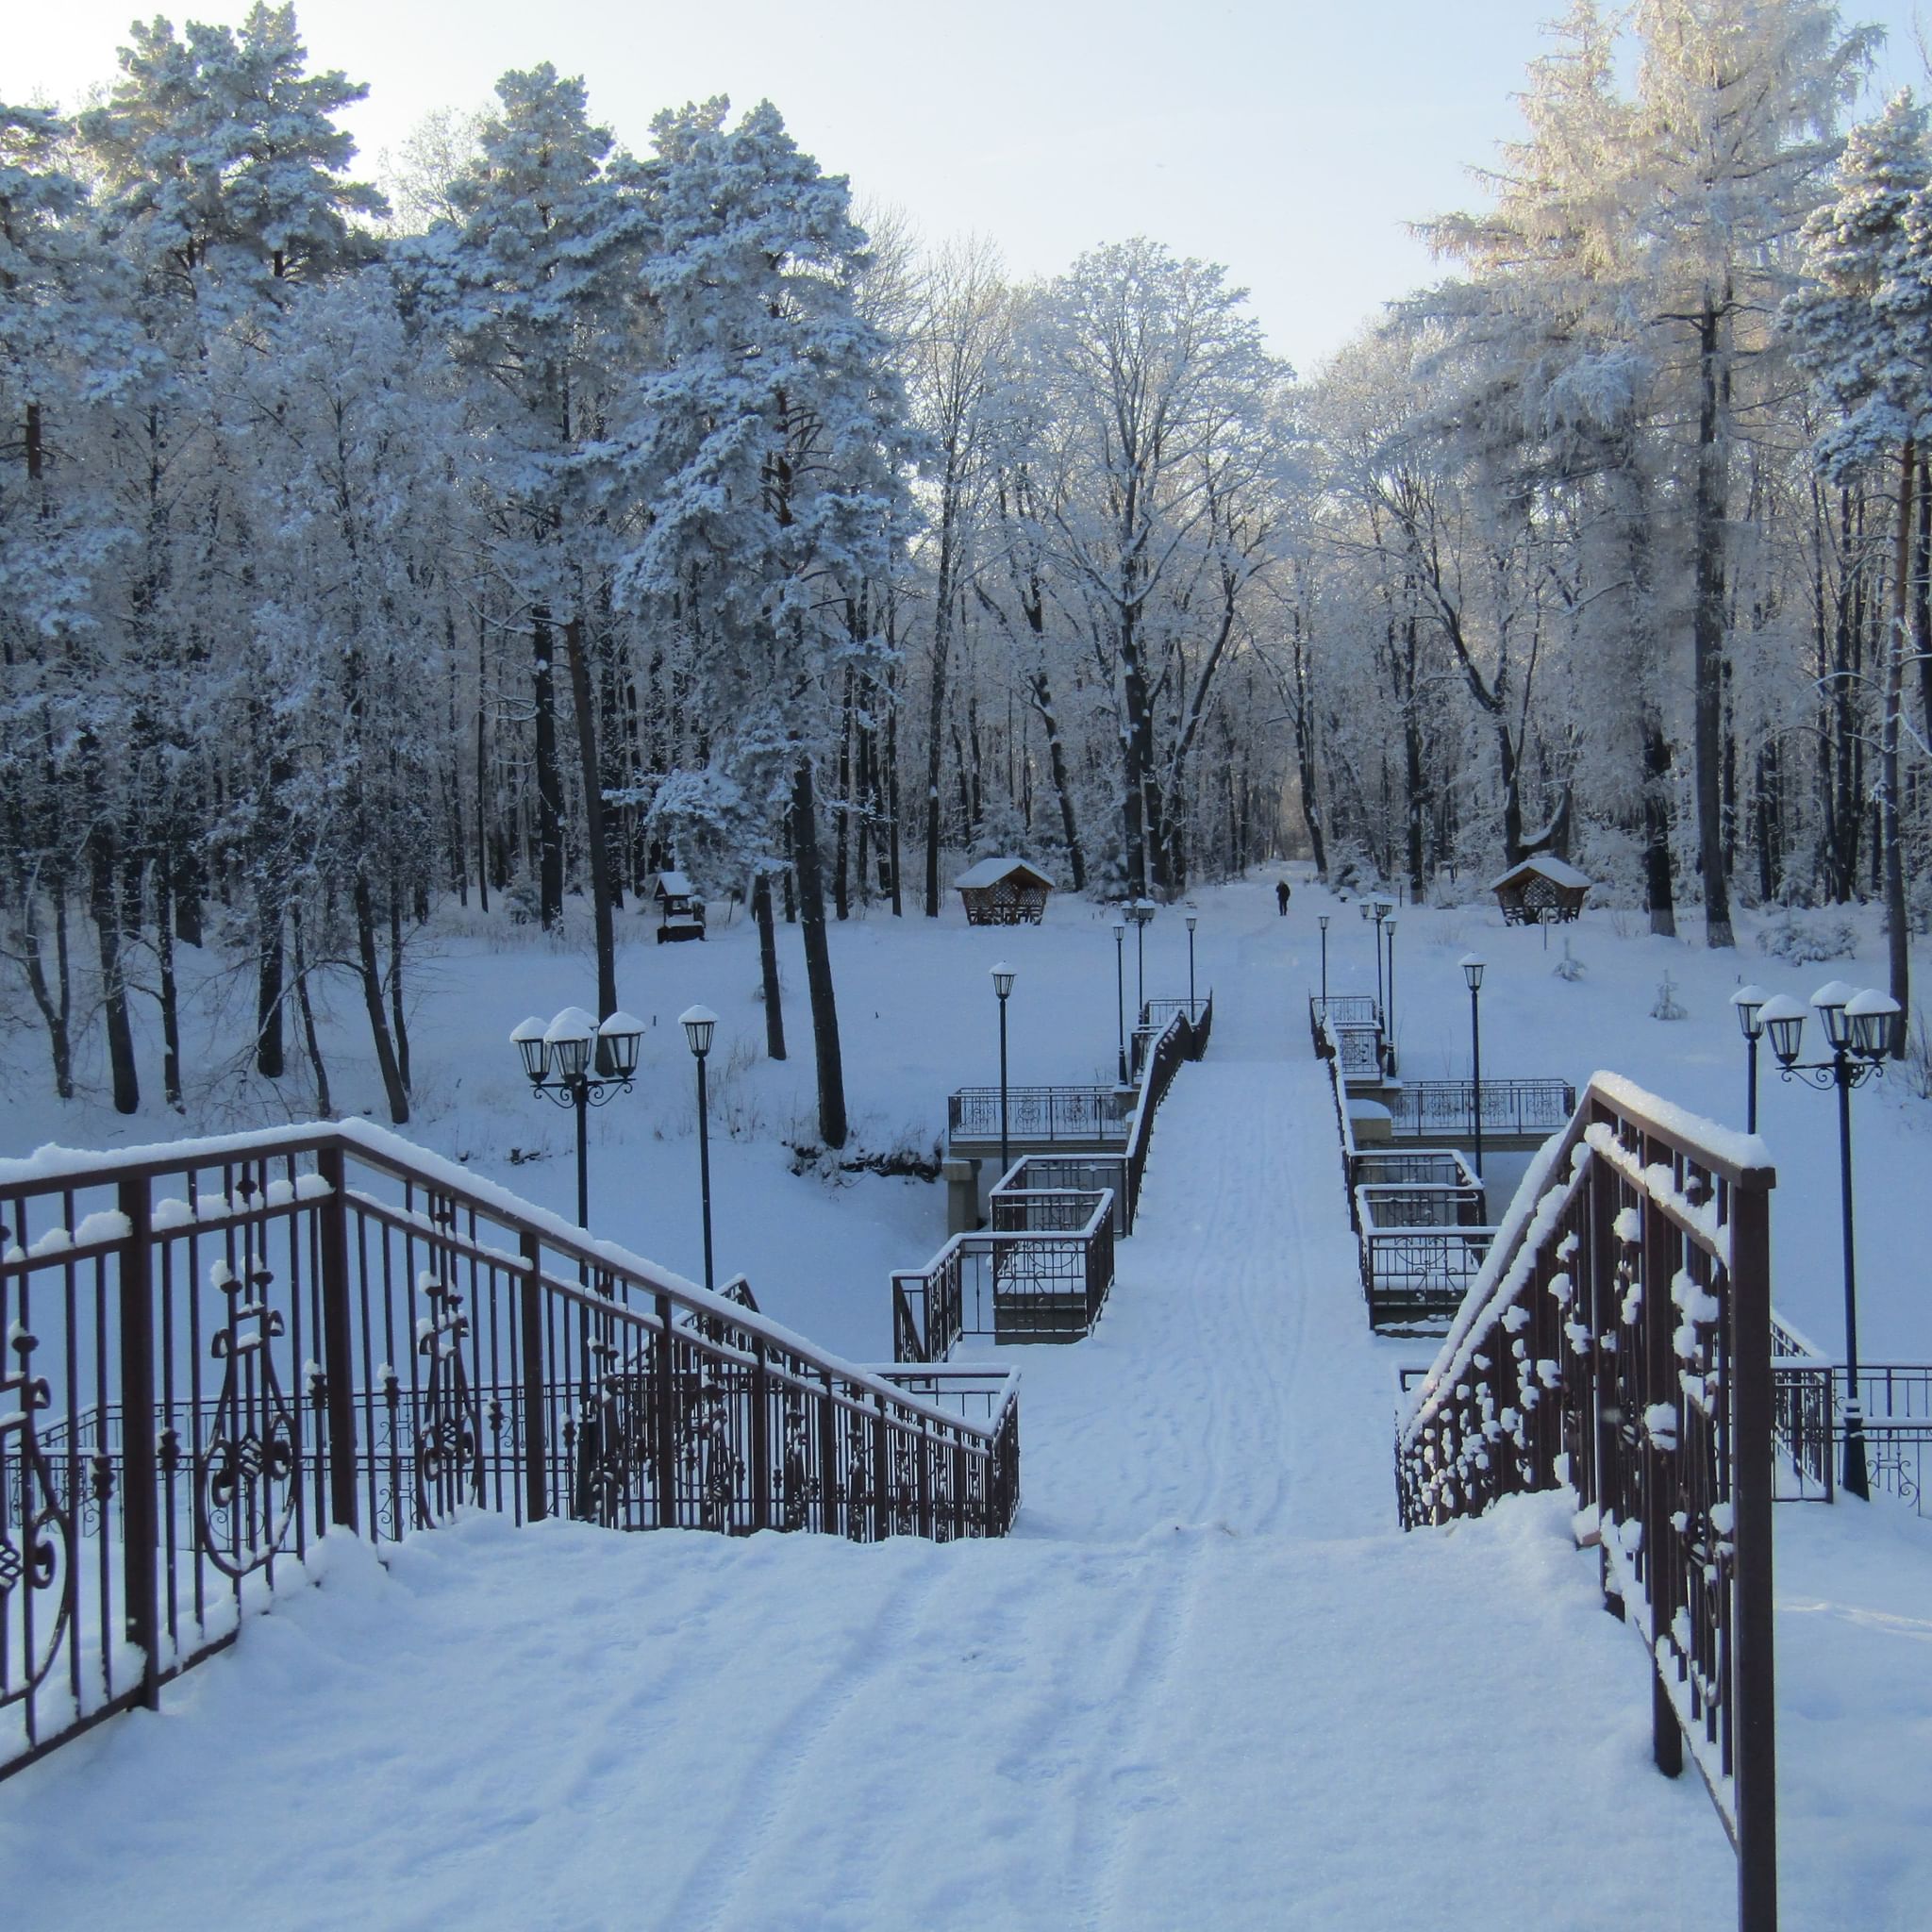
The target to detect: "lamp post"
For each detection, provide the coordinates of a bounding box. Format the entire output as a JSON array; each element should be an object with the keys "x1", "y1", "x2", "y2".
[
  {"x1": 1112, "y1": 919, "x2": 1128, "y2": 1085},
  {"x1": 1383, "y1": 918, "x2": 1397, "y2": 1076},
  {"x1": 1127, "y1": 898, "x2": 1156, "y2": 1026},
  {"x1": 1460, "y1": 955, "x2": 1486, "y2": 1192},
  {"x1": 679, "y1": 1006, "x2": 718, "y2": 1292},
  {"x1": 1761, "y1": 981, "x2": 1900, "y2": 1500},
  {"x1": 1731, "y1": 985, "x2": 1768, "y2": 1134},
  {"x1": 1367, "y1": 897, "x2": 1393, "y2": 1024},
  {"x1": 510, "y1": 1006, "x2": 644, "y2": 1230},
  {"x1": 1318, "y1": 914, "x2": 1329, "y2": 1005},
  {"x1": 991, "y1": 962, "x2": 1016, "y2": 1179},
  {"x1": 1185, "y1": 911, "x2": 1198, "y2": 1018}
]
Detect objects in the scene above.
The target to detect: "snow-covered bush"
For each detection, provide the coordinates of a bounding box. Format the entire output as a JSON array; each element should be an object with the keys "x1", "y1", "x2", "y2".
[
  {"x1": 1650, "y1": 973, "x2": 1686, "y2": 1021},
  {"x1": 1756, "y1": 908, "x2": 1858, "y2": 966},
  {"x1": 1553, "y1": 940, "x2": 1587, "y2": 982}
]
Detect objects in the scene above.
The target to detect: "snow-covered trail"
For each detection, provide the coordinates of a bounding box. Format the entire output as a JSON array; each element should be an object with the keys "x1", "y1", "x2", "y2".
[{"x1": 0, "y1": 908, "x2": 1738, "y2": 1929}]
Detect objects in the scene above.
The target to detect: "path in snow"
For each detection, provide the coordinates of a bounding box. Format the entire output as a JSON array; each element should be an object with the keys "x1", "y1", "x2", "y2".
[{"x1": 1, "y1": 903, "x2": 1745, "y2": 1928}]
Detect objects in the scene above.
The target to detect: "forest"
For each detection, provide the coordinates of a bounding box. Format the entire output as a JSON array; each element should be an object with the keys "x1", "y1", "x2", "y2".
[{"x1": 2, "y1": 0, "x2": 1928, "y2": 1141}]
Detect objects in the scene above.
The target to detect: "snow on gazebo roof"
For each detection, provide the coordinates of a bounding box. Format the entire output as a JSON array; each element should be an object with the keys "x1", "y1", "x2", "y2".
[
  {"x1": 953, "y1": 856, "x2": 1054, "y2": 891},
  {"x1": 1489, "y1": 853, "x2": 1591, "y2": 892},
  {"x1": 649, "y1": 870, "x2": 695, "y2": 898}
]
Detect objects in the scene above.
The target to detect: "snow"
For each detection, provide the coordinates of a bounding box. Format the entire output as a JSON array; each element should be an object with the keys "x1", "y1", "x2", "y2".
[
  {"x1": 953, "y1": 856, "x2": 1052, "y2": 890},
  {"x1": 2, "y1": 875, "x2": 1930, "y2": 1927},
  {"x1": 1489, "y1": 853, "x2": 1591, "y2": 891}
]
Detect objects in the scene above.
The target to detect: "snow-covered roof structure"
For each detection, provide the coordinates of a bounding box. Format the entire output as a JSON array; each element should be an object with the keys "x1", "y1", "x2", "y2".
[
  {"x1": 649, "y1": 870, "x2": 696, "y2": 900},
  {"x1": 1489, "y1": 854, "x2": 1590, "y2": 924},
  {"x1": 954, "y1": 857, "x2": 1054, "y2": 925}
]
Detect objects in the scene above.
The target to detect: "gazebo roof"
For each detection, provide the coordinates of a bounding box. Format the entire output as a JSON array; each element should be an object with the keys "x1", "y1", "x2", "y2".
[
  {"x1": 953, "y1": 857, "x2": 1054, "y2": 891},
  {"x1": 1489, "y1": 854, "x2": 1591, "y2": 892},
  {"x1": 650, "y1": 870, "x2": 695, "y2": 898}
]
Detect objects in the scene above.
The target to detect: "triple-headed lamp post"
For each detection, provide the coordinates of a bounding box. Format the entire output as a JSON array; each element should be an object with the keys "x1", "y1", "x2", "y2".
[
  {"x1": 1185, "y1": 911, "x2": 1198, "y2": 1017},
  {"x1": 679, "y1": 1005, "x2": 718, "y2": 1292},
  {"x1": 1758, "y1": 980, "x2": 1900, "y2": 1501},
  {"x1": 992, "y1": 962, "x2": 1016, "y2": 1179},
  {"x1": 1127, "y1": 898, "x2": 1156, "y2": 1023},
  {"x1": 1112, "y1": 919, "x2": 1128, "y2": 1085},
  {"x1": 1317, "y1": 914, "x2": 1329, "y2": 1004},
  {"x1": 510, "y1": 1007, "x2": 645, "y2": 1230}
]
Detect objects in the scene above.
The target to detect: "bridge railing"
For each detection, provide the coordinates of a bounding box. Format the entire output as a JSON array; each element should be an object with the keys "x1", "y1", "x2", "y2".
[
  {"x1": 947, "y1": 1085, "x2": 1132, "y2": 1145},
  {"x1": 1395, "y1": 1074, "x2": 1777, "y2": 1930},
  {"x1": 1, "y1": 1121, "x2": 1021, "y2": 1784},
  {"x1": 1382, "y1": 1078, "x2": 1575, "y2": 1141},
  {"x1": 991, "y1": 1155, "x2": 1132, "y2": 1236},
  {"x1": 1308, "y1": 993, "x2": 1381, "y2": 1058},
  {"x1": 891, "y1": 1190, "x2": 1115, "y2": 1362}
]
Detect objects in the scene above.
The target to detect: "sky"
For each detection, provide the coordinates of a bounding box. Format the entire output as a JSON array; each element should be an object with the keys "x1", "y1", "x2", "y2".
[{"x1": 11, "y1": 0, "x2": 1932, "y2": 375}]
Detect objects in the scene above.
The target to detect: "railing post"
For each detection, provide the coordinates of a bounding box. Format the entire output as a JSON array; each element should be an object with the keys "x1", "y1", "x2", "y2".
[
  {"x1": 315, "y1": 1142, "x2": 360, "y2": 1535},
  {"x1": 752, "y1": 1340, "x2": 772, "y2": 1533},
  {"x1": 518, "y1": 1231, "x2": 548, "y2": 1523},
  {"x1": 1731, "y1": 1174, "x2": 1779, "y2": 1932},
  {"x1": 655, "y1": 1293, "x2": 678, "y2": 1531},
  {"x1": 116, "y1": 1178, "x2": 160, "y2": 1711},
  {"x1": 1641, "y1": 1132, "x2": 1684, "y2": 1779}
]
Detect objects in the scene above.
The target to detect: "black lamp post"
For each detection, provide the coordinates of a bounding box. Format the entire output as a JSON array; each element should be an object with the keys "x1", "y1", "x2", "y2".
[
  {"x1": 1127, "y1": 898, "x2": 1155, "y2": 1024},
  {"x1": 1112, "y1": 919, "x2": 1128, "y2": 1085},
  {"x1": 1762, "y1": 981, "x2": 1899, "y2": 1500},
  {"x1": 991, "y1": 962, "x2": 1016, "y2": 1178},
  {"x1": 1366, "y1": 897, "x2": 1393, "y2": 1024},
  {"x1": 511, "y1": 1006, "x2": 644, "y2": 1229},
  {"x1": 1460, "y1": 955, "x2": 1486, "y2": 1191},
  {"x1": 1731, "y1": 985, "x2": 1768, "y2": 1134},
  {"x1": 680, "y1": 1005, "x2": 718, "y2": 1292},
  {"x1": 1383, "y1": 918, "x2": 1397, "y2": 1076},
  {"x1": 1185, "y1": 910, "x2": 1198, "y2": 1018},
  {"x1": 1318, "y1": 914, "x2": 1329, "y2": 1005}
]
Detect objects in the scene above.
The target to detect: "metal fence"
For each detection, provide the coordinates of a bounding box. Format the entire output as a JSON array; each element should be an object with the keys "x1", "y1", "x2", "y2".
[
  {"x1": 1308, "y1": 993, "x2": 1381, "y2": 1058},
  {"x1": 991, "y1": 1155, "x2": 1132, "y2": 1236},
  {"x1": 891, "y1": 1191, "x2": 1115, "y2": 1361},
  {"x1": 1381, "y1": 1079, "x2": 1576, "y2": 1141},
  {"x1": 947, "y1": 1086, "x2": 1131, "y2": 1145},
  {"x1": 1396, "y1": 1075, "x2": 1777, "y2": 1931},
  {"x1": 1355, "y1": 1174, "x2": 1497, "y2": 1330},
  {"x1": 1, "y1": 1123, "x2": 1021, "y2": 1783}
]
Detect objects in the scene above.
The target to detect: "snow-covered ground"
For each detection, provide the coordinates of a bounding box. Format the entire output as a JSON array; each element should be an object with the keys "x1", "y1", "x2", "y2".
[{"x1": 3, "y1": 876, "x2": 1930, "y2": 1926}]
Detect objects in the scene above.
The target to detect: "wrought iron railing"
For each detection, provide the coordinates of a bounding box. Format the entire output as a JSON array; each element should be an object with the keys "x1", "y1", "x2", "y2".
[
  {"x1": 1308, "y1": 993, "x2": 1381, "y2": 1058},
  {"x1": 0, "y1": 1123, "x2": 1021, "y2": 1783},
  {"x1": 947, "y1": 1086, "x2": 1131, "y2": 1145},
  {"x1": 1381, "y1": 1078, "x2": 1576, "y2": 1141},
  {"x1": 991, "y1": 1155, "x2": 1132, "y2": 1236},
  {"x1": 1356, "y1": 1175, "x2": 1497, "y2": 1331},
  {"x1": 891, "y1": 1190, "x2": 1115, "y2": 1361},
  {"x1": 1133, "y1": 990, "x2": 1213, "y2": 1078},
  {"x1": 1396, "y1": 1075, "x2": 1777, "y2": 1930}
]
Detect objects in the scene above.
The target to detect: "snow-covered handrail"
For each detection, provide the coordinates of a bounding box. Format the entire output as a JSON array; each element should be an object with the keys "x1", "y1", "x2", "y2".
[{"x1": 1394, "y1": 1074, "x2": 1777, "y2": 1929}]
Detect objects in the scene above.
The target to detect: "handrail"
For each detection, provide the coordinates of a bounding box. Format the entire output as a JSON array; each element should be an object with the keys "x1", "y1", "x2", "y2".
[
  {"x1": 1395, "y1": 1074, "x2": 1777, "y2": 1929},
  {"x1": 1, "y1": 1120, "x2": 1022, "y2": 1784}
]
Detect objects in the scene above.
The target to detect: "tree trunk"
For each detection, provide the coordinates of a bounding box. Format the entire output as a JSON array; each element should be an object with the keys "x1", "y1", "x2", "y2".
[
  {"x1": 1690, "y1": 299, "x2": 1734, "y2": 946},
  {"x1": 754, "y1": 871, "x2": 786, "y2": 1061},
  {"x1": 90, "y1": 824, "x2": 139, "y2": 1115},
  {"x1": 791, "y1": 758, "x2": 846, "y2": 1148},
  {"x1": 1642, "y1": 708, "x2": 1677, "y2": 939},
  {"x1": 1026, "y1": 670, "x2": 1087, "y2": 891},
  {"x1": 154, "y1": 860, "x2": 183, "y2": 1109},
  {"x1": 355, "y1": 871, "x2": 409, "y2": 1124},
  {"x1": 563, "y1": 616, "x2": 618, "y2": 1031},
  {"x1": 532, "y1": 607, "x2": 565, "y2": 929},
  {"x1": 291, "y1": 903, "x2": 333, "y2": 1117},
  {"x1": 1882, "y1": 439, "x2": 1913, "y2": 1053}
]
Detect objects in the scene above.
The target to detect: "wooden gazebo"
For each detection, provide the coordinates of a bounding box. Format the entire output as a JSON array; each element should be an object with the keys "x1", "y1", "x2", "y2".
[
  {"x1": 1490, "y1": 854, "x2": 1590, "y2": 925},
  {"x1": 954, "y1": 857, "x2": 1054, "y2": 926},
  {"x1": 647, "y1": 870, "x2": 706, "y2": 943}
]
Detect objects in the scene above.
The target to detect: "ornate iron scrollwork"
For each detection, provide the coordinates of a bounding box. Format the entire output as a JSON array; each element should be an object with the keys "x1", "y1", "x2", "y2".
[
  {"x1": 1, "y1": 1322, "x2": 72, "y2": 1716},
  {"x1": 414, "y1": 1274, "x2": 483, "y2": 1529},
  {"x1": 195, "y1": 1256, "x2": 298, "y2": 1579}
]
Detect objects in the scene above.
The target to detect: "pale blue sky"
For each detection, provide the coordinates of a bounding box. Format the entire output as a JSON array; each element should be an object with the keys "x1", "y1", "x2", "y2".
[{"x1": 12, "y1": 0, "x2": 1931, "y2": 372}]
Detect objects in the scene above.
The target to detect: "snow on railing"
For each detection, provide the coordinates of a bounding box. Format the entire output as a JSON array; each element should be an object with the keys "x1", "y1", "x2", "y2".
[{"x1": 1394, "y1": 1075, "x2": 1778, "y2": 1932}]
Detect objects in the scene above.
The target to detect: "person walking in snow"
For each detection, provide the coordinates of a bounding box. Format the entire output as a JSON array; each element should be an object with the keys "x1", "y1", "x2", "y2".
[{"x1": 1276, "y1": 879, "x2": 1291, "y2": 916}]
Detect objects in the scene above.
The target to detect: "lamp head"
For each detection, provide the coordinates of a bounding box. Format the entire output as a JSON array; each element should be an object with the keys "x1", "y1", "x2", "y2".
[
  {"x1": 597, "y1": 1010, "x2": 645, "y2": 1079},
  {"x1": 1185, "y1": 913, "x2": 1197, "y2": 933},
  {"x1": 678, "y1": 1004, "x2": 717, "y2": 1060},
  {"x1": 1111, "y1": 919, "x2": 1125, "y2": 940},
  {"x1": 1318, "y1": 914, "x2": 1329, "y2": 932},
  {"x1": 1730, "y1": 985, "x2": 1769, "y2": 1041},
  {"x1": 991, "y1": 961, "x2": 1016, "y2": 1000},
  {"x1": 510, "y1": 1016, "x2": 550, "y2": 1083},
  {"x1": 1844, "y1": 988, "x2": 1900, "y2": 1060},
  {"x1": 1811, "y1": 980, "x2": 1858, "y2": 1053},
  {"x1": 543, "y1": 1007, "x2": 596, "y2": 1082},
  {"x1": 1758, "y1": 992, "x2": 1807, "y2": 1067},
  {"x1": 1460, "y1": 953, "x2": 1486, "y2": 993}
]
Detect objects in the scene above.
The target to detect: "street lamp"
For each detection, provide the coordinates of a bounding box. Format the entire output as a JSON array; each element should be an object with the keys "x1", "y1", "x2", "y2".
[
  {"x1": 1112, "y1": 919, "x2": 1128, "y2": 1085},
  {"x1": 1185, "y1": 910, "x2": 1198, "y2": 1018},
  {"x1": 1762, "y1": 981, "x2": 1900, "y2": 1500},
  {"x1": 1127, "y1": 898, "x2": 1156, "y2": 1025},
  {"x1": 1317, "y1": 913, "x2": 1329, "y2": 1005},
  {"x1": 1731, "y1": 985, "x2": 1769, "y2": 1133},
  {"x1": 1383, "y1": 918, "x2": 1397, "y2": 1076},
  {"x1": 1460, "y1": 955, "x2": 1486, "y2": 1193},
  {"x1": 679, "y1": 1005, "x2": 718, "y2": 1292},
  {"x1": 510, "y1": 1007, "x2": 644, "y2": 1229},
  {"x1": 1365, "y1": 897, "x2": 1393, "y2": 1026},
  {"x1": 991, "y1": 962, "x2": 1016, "y2": 1179}
]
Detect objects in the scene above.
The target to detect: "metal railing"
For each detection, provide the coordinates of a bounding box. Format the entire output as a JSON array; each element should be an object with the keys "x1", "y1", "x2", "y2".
[
  {"x1": 947, "y1": 1086, "x2": 1132, "y2": 1146},
  {"x1": 1308, "y1": 993, "x2": 1381, "y2": 1058},
  {"x1": 891, "y1": 1189, "x2": 1115, "y2": 1361},
  {"x1": 1, "y1": 1123, "x2": 1022, "y2": 1783},
  {"x1": 1356, "y1": 1174, "x2": 1498, "y2": 1331},
  {"x1": 991, "y1": 1155, "x2": 1132, "y2": 1236},
  {"x1": 1381, "y1": 1079, "x2": 1575, "y2": 1141},
  {"x1": 1396, "y1": 1075, "x2": 1777, "y2": 1930}
]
